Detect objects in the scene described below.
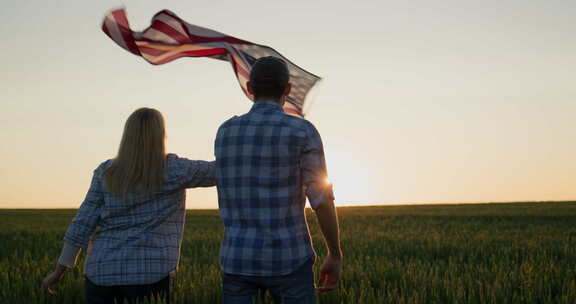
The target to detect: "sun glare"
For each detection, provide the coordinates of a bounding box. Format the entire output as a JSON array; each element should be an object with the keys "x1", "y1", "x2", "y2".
[{"x1": 325, "y1": 149, "x2": 381, "y2": 207}]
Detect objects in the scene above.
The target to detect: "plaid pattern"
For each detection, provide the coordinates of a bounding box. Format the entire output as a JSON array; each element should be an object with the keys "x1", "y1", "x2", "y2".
[
  {"x1": 215, "y1": 101, "x2": 334, "y2": 276},
  {"x1": 64, "y1": 154, "x2": 215, "y2": 286}
]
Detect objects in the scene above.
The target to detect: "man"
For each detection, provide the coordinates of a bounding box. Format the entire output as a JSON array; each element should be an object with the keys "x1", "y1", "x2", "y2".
[{"x1": 214, "y1": 56, "x2": 342, "y2": 303}]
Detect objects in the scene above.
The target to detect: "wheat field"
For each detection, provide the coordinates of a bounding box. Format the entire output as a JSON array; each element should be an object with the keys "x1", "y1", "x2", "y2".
[{"x1": 1, "y1": 202, "x2": 575, "y2": 303}]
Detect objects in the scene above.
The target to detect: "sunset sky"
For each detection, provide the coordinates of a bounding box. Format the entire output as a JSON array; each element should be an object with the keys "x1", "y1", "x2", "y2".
[{"x1": 1, "y1": 0, "x2": 575, "y2": 209}]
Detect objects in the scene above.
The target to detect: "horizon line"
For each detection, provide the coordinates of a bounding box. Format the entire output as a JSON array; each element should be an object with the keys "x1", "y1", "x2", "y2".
[{"x1": 1, "y1": 200, "x2": 574, "y2": 210}]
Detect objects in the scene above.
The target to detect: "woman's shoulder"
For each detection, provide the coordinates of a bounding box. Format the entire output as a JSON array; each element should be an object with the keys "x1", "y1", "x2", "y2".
[
  {"x1": 166, "y1": 153, "x2": 183, "y2": 166},
  {"x1": 87, "y1": 160, "x2": 113, "y2": 181},
  {"x1": 95, "y1": 159, "x2": 113, "y2": 172},
  {"x1": 166, "y1": 153, "x2": 179, "y2": 161}
]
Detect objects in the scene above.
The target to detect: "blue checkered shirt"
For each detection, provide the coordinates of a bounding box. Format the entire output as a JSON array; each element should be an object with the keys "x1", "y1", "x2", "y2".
[
  {"x1": 215, "y1": 101, "x2": 334, "y2": 276},
  {"x1": 63, "y1": 154, "x2": 215, "y2": 286}
]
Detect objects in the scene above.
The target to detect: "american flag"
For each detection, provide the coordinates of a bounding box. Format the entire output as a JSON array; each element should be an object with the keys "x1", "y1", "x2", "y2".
[{"x1": 102, "y1": 8, "x2": 321, "y2": 118}]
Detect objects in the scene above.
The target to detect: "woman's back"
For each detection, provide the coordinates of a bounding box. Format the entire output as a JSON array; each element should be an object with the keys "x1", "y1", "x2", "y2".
[
  {"x1": 64, "y1": 154, "x2": 214, "y2": 286},
  {"x1": 42, "y1": 108, "x2": 215, "y2": 303}
]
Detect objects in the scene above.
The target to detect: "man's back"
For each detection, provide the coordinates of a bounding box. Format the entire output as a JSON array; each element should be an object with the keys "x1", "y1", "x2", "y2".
[{"x1": 215, "y1": 101, "x2": 331, "y2": 276}]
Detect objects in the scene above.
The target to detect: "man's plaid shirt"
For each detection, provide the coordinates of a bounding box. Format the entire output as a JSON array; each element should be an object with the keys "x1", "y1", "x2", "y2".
[
  {"x1": 215, "y1": 101, "x2": 334, "y2": 276},
  {"x1": 63, "y1": 154, "x2": 215, "y2": 286}
]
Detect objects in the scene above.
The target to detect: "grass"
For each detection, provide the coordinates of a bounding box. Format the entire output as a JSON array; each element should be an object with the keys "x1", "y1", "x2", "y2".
[{"x1": 1, "y1": 202, "x2": 576, "y2": 303}]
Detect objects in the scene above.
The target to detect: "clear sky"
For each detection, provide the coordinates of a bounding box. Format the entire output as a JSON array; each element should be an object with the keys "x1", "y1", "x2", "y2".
[{"x1": 1, "y1": 0, "x2": 575, "y2": 209}]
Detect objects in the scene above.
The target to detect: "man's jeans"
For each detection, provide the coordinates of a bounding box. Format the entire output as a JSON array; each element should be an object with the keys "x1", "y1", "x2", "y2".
[{"x1": 222, "y1": 258, "x2": 317, "y2": 304}]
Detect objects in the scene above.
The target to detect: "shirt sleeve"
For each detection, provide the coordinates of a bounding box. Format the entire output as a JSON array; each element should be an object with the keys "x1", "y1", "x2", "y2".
[
  {"x1": 57, "y1": 242, "x2": 82, "y2": 268},
  {"x1": 63, "y1": 166, "x2": 105, "y2": 248},
  {"x1": 301, "y1": 122, "x2": 335, "y2": 210},
  {"x1": 177, "y1": 158, "x2": 216, "y2": 188}
]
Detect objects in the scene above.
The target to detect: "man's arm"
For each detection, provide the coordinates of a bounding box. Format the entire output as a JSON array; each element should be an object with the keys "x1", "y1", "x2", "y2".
[
  {"x1": 300, "y1": 121, "x2": 342, "y2": 292},
  {"x1": 314, "y1": 198, "x2": 342, "y2": 292},
  {"x1": 315, "y1": 199, "x2": 342, "y2": 258}
]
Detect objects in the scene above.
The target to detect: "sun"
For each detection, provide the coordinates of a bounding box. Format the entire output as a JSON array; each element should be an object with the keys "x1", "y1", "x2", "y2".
[{"x1": 324, "y1": 149, "x2": 378, "y2": 207}]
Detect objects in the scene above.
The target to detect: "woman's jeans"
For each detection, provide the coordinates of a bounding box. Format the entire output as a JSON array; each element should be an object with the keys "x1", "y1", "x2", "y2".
[{"x1": 85, "y1": 275, "x2": 170, "y2": 304}]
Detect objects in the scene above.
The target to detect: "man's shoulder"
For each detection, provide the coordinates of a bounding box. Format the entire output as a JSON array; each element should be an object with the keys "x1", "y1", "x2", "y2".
[
  {"x1": 220, "y1": 115, "x2": 239, "y2": 126},
  {"x1": 216, "y1": 111, "x2": 315, "y2": 135},
  {"x1": 267, "y1": 111, "x2": 317, "y2": 133},
  {"x1": 216, "y1": 115, "x2": 240, "y2": 133},
  {"x1": 280, "y1": 114, "x2": 319, "y2": 137},
  {"x1": 281, "y1": 112, "x2": 308, "y2": 125}
]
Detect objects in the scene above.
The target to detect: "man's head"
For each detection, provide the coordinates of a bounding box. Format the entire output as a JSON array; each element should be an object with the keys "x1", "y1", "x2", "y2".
[{"x1": 247, "y1": 56, "x2": 291, "y2": 103}]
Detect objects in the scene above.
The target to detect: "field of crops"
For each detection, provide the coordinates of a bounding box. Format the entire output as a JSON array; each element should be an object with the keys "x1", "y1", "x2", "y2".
[{"x1": 1, "y1": 202, "x2": 576, "y2": 303}]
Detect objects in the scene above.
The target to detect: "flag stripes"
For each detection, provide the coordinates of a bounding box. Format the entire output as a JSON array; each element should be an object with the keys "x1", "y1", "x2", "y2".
[{"x1": 102, "y1": 8, "x2": 321, "y2": 118}]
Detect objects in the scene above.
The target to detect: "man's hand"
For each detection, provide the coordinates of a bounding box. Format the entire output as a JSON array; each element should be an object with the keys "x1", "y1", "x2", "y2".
[
  {"x1": 41, "y1": 264, "x2": 67, "y2": 295},
  {"x1": 313, "y1": 199, "x2": 342, "y2": 293},
  {"x1": 317, "y1": 254, "x2": 342, "y2": 292}
]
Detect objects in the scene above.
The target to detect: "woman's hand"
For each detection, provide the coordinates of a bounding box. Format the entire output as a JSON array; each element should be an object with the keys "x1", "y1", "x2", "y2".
[{"x1": 41, "y1": 264, "x2": 67, "y2": 295}]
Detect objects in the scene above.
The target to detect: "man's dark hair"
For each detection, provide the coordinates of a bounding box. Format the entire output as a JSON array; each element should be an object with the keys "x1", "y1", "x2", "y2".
[{"x1": 249, "y1": 56, "x2": 290, "y2": 100}]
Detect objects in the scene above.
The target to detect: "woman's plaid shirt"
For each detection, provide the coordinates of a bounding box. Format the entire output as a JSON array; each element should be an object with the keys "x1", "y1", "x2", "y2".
[
  {"x1": 215, "y1": 101, "x2": 335, "y2": 276},
  {"x1": 63, "y1": 154, "x2": 215, "y2": 286}
]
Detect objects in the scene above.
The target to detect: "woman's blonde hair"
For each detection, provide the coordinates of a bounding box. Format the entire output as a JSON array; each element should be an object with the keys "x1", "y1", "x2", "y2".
[{"x1": 103, "y1": 107, "x2": 166, "y2": 196}]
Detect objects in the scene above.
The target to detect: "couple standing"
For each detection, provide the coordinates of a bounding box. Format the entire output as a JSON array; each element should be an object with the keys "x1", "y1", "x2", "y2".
[{"x1": 42, "y1": 57, "x2": 342, "y2": 304}]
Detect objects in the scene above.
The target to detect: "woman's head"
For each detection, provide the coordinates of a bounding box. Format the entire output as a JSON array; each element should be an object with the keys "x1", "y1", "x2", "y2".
[{"x1": 103, "y1": 107, "x2": 166, "y2": 196}]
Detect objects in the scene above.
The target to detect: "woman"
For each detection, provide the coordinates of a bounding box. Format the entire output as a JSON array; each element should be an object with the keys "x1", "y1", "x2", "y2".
[{"x1": 41, "y1": 108, "x2": 215, "y2": 303}]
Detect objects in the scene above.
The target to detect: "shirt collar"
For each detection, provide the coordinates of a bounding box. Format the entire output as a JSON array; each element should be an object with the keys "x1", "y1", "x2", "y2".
[{"x1": 250, "y1": 101, "x2": 284, "y2": 113}]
